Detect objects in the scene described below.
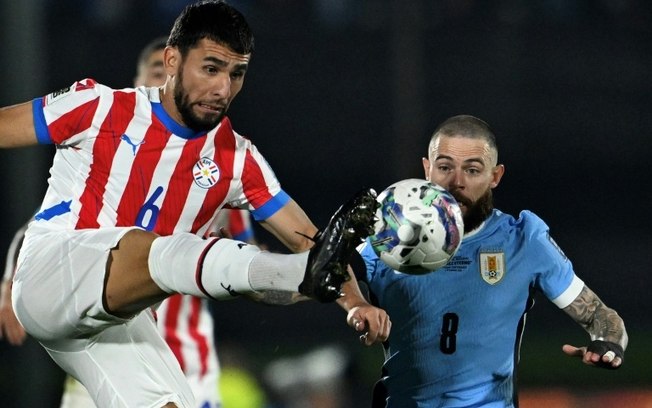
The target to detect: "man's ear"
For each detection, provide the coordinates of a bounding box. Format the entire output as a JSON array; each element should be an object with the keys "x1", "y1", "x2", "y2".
[
  {"x1": 490, "y1": 164, "x2": 505, "y2": 188},
  {"x1": 422, "y1": 157, "x2": 431, "y2": 181},
  {"x1": 163, "y1": 46, "x2": 179, "y2": 76}
]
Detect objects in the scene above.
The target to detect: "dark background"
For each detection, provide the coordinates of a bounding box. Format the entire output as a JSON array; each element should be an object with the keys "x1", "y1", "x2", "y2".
[{"x1": 1, "y1": 1, "x2": 650, "y2": 407}]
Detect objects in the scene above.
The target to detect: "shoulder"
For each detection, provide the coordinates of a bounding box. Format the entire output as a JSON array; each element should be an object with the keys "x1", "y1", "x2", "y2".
[
  {"x1": 43, "y1": 78, "x2": 127, "y2": 107},
  {"x1": 490, "y1": 209, "x2": 548, "y2": 235},
  {"x1": 220, "y1": 118, "x2": 259, "y2": 151},
  {"x1": 507, "y1": 210, "x2": 570, "y2": 260},
  {"x1": 473, "y1": 210, "x2": 551, "y2": 250},
  {"x1": 359, "y1": 240, "x2": 393, "y2": 282},
  {"x1": 512, "y1": 210, "x2": 549, "y2": 237}
]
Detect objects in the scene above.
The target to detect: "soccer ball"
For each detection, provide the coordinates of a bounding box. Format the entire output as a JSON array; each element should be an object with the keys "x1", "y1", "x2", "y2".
[{"x1": 369, "y1": 178, "x2": 464, "y2": 274}]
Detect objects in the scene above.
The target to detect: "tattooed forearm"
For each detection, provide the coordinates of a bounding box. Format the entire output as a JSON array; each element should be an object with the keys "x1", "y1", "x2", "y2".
[
  {"x1": 563, "y1": 285, "x2": 628, "y2": 349},
  {"x1": 246, "y1": 290, "x2": 306, "y2": 305}
]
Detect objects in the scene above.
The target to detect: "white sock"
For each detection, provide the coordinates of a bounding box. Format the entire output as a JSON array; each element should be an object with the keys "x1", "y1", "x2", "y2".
[
  {"x1": 247, "y1": 251, "x2": 309, "y2": 292},
  {"x1": 149, "y1": 233, "x2": 258, "y2": 299},
  {"x1": 148, "y1": 233, "x2": 309, "y2": 299}
]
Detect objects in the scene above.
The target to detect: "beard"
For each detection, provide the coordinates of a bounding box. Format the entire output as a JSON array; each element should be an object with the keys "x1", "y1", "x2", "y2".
[
  {"x1": 173, "y1": 68, "x2": 225, "y2": 132},
  {"x1": 451, "y1": 188, "x2": 494, "y2": 234}
]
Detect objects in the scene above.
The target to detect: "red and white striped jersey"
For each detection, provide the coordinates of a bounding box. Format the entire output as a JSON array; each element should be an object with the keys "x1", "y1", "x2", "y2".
[
  {"x1": 31, "y1": 78, "x2": 289, "y2": 235},
  {"x1": 156, "y1": 294, "x2": 218, "y2": 381}
]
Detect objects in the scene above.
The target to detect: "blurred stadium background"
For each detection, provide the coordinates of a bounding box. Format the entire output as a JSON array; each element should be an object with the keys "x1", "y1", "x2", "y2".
[{"x1": 1, "y1": 0, "x2": 650, "y2": 407}]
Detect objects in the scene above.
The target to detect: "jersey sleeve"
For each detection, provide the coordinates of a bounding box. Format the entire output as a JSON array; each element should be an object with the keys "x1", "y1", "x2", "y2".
[
  {"x1": 31, "y1": 78, "x2": 102, "y2": 145},
  {"x1": 359, "y1": 240, "x2": 387, "y2": 284},
  {"x1": 227, "y1": 134, "x2": 289, "y2": 221},
  {"x1": 520, "y1": 210, "x2": 583, "y2": 308}
]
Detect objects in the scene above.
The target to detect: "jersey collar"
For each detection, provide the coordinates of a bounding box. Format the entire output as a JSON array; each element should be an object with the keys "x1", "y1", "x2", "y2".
[{"x1": 150, "y1": 101, "x2": 208, "y2": 140}]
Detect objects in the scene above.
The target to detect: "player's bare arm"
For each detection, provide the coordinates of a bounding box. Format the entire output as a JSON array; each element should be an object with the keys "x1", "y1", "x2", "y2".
[
  {"x1": 257, "y1": 199, "x2": 391, "y2": 344},
  {"x1": 246, "y1": 199, "x2": 316, "y2": 305},
  {"x1": 258, "y1": 199, "x2": 319, "y2": 253},
  {"x1": 337, "y1": 271, "x2": 391, "y2": 346},
  {"x1": 245, "y1": 290, "x2": 299, "y2": 305},
  {"x1": 561, "y1": 285, "x2": 628, "y2": 369},
  {"x1": 0, "y1": 101, "x2": 39, "y2": 148}
]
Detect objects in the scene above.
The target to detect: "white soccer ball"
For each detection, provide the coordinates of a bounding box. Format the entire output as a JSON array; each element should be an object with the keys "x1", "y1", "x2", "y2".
[{"x1": 369, "y1": 178, "x2": 464, "y2": 274}]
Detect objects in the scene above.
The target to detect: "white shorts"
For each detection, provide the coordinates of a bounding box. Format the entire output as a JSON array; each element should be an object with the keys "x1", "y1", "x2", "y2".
[
  {"x1": 59, "y1": 362, "x2": 221, "y2": 408},
  {"x1": 12, "y1": 225, "x2": 195, "y2": 408}
]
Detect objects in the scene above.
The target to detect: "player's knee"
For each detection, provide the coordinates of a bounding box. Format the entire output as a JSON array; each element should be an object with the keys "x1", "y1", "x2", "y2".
[
  {"x1": 117, "y1": 228, "x2": 159, "y2": 254},
  {"x1": 104, "y1": 229, "x2": 165, "y2": 317}
]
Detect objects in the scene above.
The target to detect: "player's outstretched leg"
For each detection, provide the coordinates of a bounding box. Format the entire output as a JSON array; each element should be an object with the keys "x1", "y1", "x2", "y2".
[{"x1": 299, "y1": 188, "x2": 378, "y2": 302}]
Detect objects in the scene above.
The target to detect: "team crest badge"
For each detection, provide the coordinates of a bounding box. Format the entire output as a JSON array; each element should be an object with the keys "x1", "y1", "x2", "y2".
[
  {"x1": 193, "y1": 157, "x2": 220, "y2": 189},
  {"x1": 479, "y1": 251, "x2": 505, "y2": 285}
]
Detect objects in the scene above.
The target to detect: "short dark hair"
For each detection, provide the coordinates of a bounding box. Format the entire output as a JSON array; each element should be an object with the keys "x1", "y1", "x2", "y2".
[
  {"x1": 167, "y1": 0, "x2": 254, "y2": 57},
  {"x1": 432, "y1": 114, "x2": 498, "y2": 152}
]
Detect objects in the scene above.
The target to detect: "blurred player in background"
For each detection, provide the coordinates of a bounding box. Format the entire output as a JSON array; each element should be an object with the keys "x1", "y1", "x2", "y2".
[
  {"x1": 361, "y1": 115, "x2": 627, "y2": 407},
  {"x1": 0, "y1": 223, "x2": 29, "y2": 347},
  {"x1": 1, "y1": 36, "x2": 263, "y2": 408},
  {"x1": 0, "y1": 1, "x2": 390, "y2": 407}
]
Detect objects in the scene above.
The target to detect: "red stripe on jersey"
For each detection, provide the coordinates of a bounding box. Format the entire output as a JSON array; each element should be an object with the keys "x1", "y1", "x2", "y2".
[
  {"x1": 228, "y1": 210, "x2": 246, "y2": 237},
  {"x1": 115, "y1": 115, "x2": 172, "y2": 228},
  {"x1": 164, "y1": 294, "x2": 186, "y2": 372},
  {"x1": 155, "y1": 136, "x2": 206, "y2": 235},
  {"x1": 48, "y1": 97, "x2": 100, "y2": 145},
  {"x1": 242, "y1": 149, "x2": 274, "y2": 208},
  {"x1": 76, "y1": 92, "x2": 136, "y2": 229},
  {"x1": 188, "y1": 296, "x2": 210, "y2": 377},
  {"x1": 190, "y1": 119, "x2": 236, "y2": 233}
]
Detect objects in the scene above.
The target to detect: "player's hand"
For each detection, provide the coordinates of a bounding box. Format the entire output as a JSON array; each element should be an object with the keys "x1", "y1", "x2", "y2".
[
  {"x1": 0, "y1": 281, "x2": 27, "y2": 346},
  {"x1": 346, "y1": 304, "x2": 391, "y2": 346},
  {"x1": 208, "y1": 226, "x2": 233, "y2": 239},
  {"x1": 562, "y1": 341, "x2": 624, "y2": 369}
]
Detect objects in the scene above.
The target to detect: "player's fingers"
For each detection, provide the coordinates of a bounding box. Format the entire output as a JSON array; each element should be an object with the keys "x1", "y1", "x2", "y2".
[
  {"x1": 347, "y1": 309, "x2": 366, "y2": 332},
  {"x1": 354, "y1": 317, "x2": 366, "y2": 332},
  {"x1": 599, "y1": 352, "x2": 622, "y2": 368},
  {"x1": 6, "y1": 324, "x2": 26, "y2": 346},
  {"x1": 603, "y1": 350, "x2": 616, "y2": 363},
  {"x1": 377, "y1": 315, "x2": 391, "y2": 343},
  {"x1": 363, "y1": 318, "x2": 380, "y2": 345},
  {"x1": 365, "y1": 314, "x2": 391, "y2": 345},
  {"x1": 219, "y1": 227, "x2": 233, "y2": 239},
  {"x1": 386, "y1": 317, "x2": 392, "y2": 336},
  {"x1": 562, "y1": 344, "x2": 585, "y2": 357},
  {"x1": 585, "y1": 350, "x2": 600, "y2": 364},
  {"x1": 361, "y1": 314, "x2": 385, "y2": 345}
]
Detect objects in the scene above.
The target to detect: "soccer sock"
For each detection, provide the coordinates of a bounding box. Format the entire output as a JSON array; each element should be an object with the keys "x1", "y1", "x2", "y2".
[
  {"x1": 247, "y1": 250, "x2": 309, "y2": 292},
  {"x1": 148, "y1": 233, "x2": 309, "y2": 299}
]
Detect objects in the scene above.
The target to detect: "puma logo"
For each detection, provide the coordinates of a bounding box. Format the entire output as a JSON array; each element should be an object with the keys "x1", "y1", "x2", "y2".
[
  {"x1": 220, "y1": 283, "x2": 240, "y2": 297},
  {"x1": 121, "y1": 134, "x2": 145, "y2": 155}
]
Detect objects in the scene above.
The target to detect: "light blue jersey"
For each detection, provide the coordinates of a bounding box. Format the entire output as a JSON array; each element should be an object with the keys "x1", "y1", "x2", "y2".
[{"x1": 363, "y1": 209, "x2": 584, "y2": 408}]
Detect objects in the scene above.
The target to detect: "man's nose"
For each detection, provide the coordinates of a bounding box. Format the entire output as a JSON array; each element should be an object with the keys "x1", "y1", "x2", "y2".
[
  {"x1": 450, "y1": 170, "x2": 465, "y2": 189},
  {"x1": 212, "y1": 73, "x2": 231, "y2": 98}
]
